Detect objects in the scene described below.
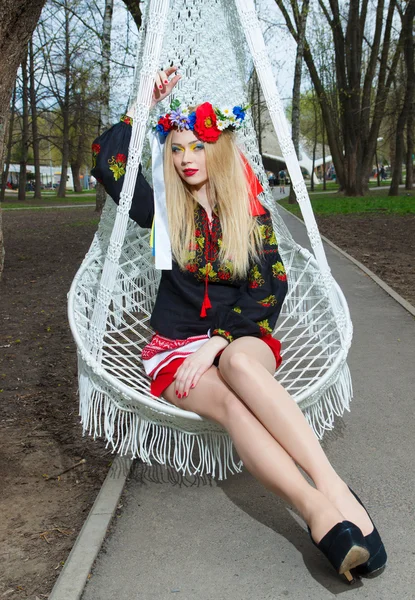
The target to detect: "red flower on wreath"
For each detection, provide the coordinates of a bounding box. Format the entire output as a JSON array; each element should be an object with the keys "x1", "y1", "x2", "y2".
[
  {"x1": 92, "y1": 143, "x2": 101, "y2": 154},
  {"x1": 194, "y1": 102, "x2": 221, "y2": 142},
  {"x1": 157, "y1": 115, "x2": 172, "y2": 133},
  {"x1": 115, "y1": 153, "x2": 127, "y2": 164}
]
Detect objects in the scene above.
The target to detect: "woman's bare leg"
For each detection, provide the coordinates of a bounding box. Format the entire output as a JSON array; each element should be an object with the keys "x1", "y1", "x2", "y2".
[
  {"x1": 164, "y1": 366, "x2": 350, "y2": 543},
  {"x1": 218, "y1": 337, "x2": 373, "y2": 535}
]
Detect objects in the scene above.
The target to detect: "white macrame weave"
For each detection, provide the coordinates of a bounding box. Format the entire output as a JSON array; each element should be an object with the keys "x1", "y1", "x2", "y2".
[{"x1": 68, "y1": 0, "x2": 353, "y2": 479}]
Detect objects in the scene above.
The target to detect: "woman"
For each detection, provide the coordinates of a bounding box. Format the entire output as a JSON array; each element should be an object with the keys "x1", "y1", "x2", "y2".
[{"x1": 92, "y1": 66, "x2": 386, "y2": 583}]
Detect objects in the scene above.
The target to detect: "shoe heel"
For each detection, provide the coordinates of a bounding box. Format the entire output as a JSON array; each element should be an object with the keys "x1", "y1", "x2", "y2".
[
  {"x1": 343, "y1": 571, "x2": 354, "y2": 583},
  {"x1": 349, "y1": 488, "x2": 387, "y2": 576},
  {"x1": 311, "y1": 521, "x2": 369, "y2": 584}
]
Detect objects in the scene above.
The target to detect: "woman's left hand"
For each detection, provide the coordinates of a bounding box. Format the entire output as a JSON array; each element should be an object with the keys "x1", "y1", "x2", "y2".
[
  {"x1": 173, "y1": 346, "x2": 215, "y2": 399},
  {"x1": 173, "y1": 336, "x2": 229, "y2": 399},
  {"x1": 127, "y1": 66, "x2": 181, "y2": 117},
  {"x1": 150, "y1": 66, "x2": 181, "y2": 108}
]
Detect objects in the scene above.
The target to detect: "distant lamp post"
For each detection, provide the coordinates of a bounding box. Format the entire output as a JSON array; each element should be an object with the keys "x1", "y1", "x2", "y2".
[{"x1": 376, "y1": 137, "x2": 383, "y2": 187}]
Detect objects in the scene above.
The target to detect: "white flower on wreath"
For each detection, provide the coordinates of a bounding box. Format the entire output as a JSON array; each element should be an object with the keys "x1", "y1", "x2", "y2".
[
  {"x1": 222, "y1": 107, "x2": 233, "y2": 117},
  {"x1": 217, "y1": 119, "x2": 227, "y2": 131}
]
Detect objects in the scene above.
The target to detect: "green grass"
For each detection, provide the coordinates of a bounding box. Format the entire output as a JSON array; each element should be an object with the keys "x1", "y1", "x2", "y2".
[
  {"x1": 279, "y1": 190, "x2": 415, "y2": 217},
  {"x1": 1, "y1": 193, "x2": 96, "y2": 209},
  {"x1": 307, "y1": 180, "x2": 390, "y2": 192}
]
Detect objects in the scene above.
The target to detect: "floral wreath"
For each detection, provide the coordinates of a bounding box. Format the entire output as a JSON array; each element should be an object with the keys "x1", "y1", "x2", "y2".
[{"x1": 150, "y1": 99, "x2": 250, "y2": 143}]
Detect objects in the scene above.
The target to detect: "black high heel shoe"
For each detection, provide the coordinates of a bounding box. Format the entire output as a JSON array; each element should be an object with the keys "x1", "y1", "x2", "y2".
[
  {"x1": 349, "y1": 489, "x2": 387, "y2": 576},
  {"x1": 309, "y1": 521, "x2": 370, "y2": 584}
]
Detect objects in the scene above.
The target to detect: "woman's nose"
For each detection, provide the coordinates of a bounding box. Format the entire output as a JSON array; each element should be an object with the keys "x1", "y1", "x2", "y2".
[{"x1": 181, "y1": 149, "x2": 192, "y2": 164}]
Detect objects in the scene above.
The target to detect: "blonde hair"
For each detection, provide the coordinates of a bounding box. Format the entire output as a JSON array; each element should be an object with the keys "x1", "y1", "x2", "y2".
[{"x1": 163, "y1": 128, "x2": 263, "y2": 279}]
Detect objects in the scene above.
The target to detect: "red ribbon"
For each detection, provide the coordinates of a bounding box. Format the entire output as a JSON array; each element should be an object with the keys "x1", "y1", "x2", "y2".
[{"x1": 240, "y1": 153, "x2": 267, "y2": 217}]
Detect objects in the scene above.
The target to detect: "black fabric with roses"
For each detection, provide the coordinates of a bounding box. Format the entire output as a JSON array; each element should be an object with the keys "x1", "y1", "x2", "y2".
[{"x1": 91, "y1": 119, "x2": 288, "y2": 343}]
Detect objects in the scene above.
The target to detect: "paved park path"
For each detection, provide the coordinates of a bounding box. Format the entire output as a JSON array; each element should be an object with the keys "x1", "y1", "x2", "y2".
[{"x1": 81, "y1": 207, "x2": 414, "y2": 600}]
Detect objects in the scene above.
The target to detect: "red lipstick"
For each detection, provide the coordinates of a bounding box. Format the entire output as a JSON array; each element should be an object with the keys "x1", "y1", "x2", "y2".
[{"x1": 183, "y1": 169, "x2": 199, "y2": 177}]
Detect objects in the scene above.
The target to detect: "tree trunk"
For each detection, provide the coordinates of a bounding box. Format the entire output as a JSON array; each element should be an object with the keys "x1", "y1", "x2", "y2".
[
  {"x1": 57, "y1": 0, "x2": 71, "y2": 198},
  {"x1": 0, "y1": 82, "x2": 16, "y2": 202},
  {"x1": 406, "y1": 109, "x2": 413, "y2": 190},
  {"x1": 18, "y1": 47, "x2": 29, "y2": 202},
  {"x1": 322, "y1": 121, "x2": 326, "y2": 191},
  {"x1": 311, "y1": 138, "x2": 316, "y2": 192},
  {"x1": 256, "y1": 72, "x2": 262, "y2": 156},
  {"x1": 71, "y1": 163, "x2": 83, "y2": 192},
  {"x1": 289, "y1": 0, "x2": 309, "y2": 204},
  {"x1": 122, "y1": 0, "x2": 143, "y2": 30},
  {"x1": 96, "y1": 0, "x2": 114, "y2": 213},
  {"x1": 310, "y1": 91, "x2": 318, "y2": 192},
  {"x1": 29, "y1": 37, "x2": 42, "y2": 200},
  {"x1": 389, "y1": 0, "x2": 415, "y2": 196},
  {"x1": 0, "y1": 0, "x2": 47, "y2": 279}
]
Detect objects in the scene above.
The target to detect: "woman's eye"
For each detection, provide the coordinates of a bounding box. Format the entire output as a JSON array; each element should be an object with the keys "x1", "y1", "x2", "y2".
[
  {"x1": 172, "y1": 147, "x2": 182, "y2": 153},
  {"x1": 195, "y1": 144, "x2": 204, "y2": 151}
]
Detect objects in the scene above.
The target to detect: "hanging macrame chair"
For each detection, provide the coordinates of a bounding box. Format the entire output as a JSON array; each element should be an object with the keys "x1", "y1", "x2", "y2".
[{"x1": 68, "y1": 0, "x2": 353, "y2": 480}]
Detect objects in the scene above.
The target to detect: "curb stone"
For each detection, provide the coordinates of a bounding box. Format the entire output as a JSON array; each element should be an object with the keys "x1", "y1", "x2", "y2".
[
  {"x1": 277, "y1": 204, "x2": 415, "y2": 318},
  {"x1": 48, "y1": 455, "x2": 132, "y2": 600}
]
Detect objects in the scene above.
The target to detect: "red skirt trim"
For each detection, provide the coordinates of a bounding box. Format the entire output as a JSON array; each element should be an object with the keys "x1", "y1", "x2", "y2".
[{"x1": 151, "y1": 335, "x2": 282, "y2": 398}]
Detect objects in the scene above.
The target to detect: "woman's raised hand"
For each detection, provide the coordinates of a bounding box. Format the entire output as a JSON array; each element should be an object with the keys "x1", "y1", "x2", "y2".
[
  {"x1": 127, "y1": 66, "x2": 181, "y2": 116},
  {"x1": 150, "y1": 65, "x2": 181, "y2": 108}
]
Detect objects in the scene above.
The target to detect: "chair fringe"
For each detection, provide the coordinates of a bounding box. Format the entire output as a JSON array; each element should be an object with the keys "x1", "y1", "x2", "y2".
[
  {"x1": 78, "y1": 357, "x2": 352, "y2": 479},
  {"x1": 78, "y1": 360, "x2": 243, "y2": 481},
  {"x1": 302, "y1": 361, "x2": 353, "y2": 439}
]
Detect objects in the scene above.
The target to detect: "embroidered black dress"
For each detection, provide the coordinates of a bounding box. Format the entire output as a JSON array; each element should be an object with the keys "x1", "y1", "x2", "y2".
[{"x1": 91, "y1": 118, "x2": 288, "y2": 344}]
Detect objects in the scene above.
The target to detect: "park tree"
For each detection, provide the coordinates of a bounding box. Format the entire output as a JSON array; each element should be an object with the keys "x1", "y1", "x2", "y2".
[
  {"x1": 275, "y1": 0, "x2": 403, "y2": 196},
  {"x1": 250, "y1": 70, "x2": 267, "y2": 155},
  {"x1": 95, "y1": 0, "x2": 115, "y2": 213},
  {"x1": 0, "y1": 0, "x2": 47, "y2": 278},
  {"x1": 95, "y1": 0, "x2": 143, "y2": 212},
  {"x1": 0, "y1": 84, "x2": 17, "y2": 203},
  {"x1": 288, "y1": 0, "x2": 309, "y2": 203},
  {"x1": 29, "y1": 37, "x2": 43, "y2": 200},
  {"x1": 389, "y1": 0, "x2": 415, "y2": 195},
  {"x1": 18, "y1": 49, "x2": 30, "y2": 202}
]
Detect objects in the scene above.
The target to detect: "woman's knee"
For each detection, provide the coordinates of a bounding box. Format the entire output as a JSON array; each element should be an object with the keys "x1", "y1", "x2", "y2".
[
  {"x1": 219, "y1": 349, "x2": 252, "y2": 376},
  {"x1": 219, "y1": 338, "x2": 276, "y2": 377},
  {"x1": 163, "y1": 375, "x2": 241, "y2": 423}
]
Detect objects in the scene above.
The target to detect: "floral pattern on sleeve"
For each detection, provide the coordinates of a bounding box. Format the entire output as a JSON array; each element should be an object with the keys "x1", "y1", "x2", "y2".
[
  {"x1": 212, "y1": 328, "x2": 234, "y2": 343},
  {"x1": 108, "y1": 153, "x2": 127, "y2": 181},
  {"x1": 272, "y1": 261, "x2": 287, "y2": 281},
  {"x1": 120, "y1": 114, "x2": 133, "y2": 126},
  {"x1": 92, "y1": 143, "x2": 101, "y2": 169},
  {"x1": 248, "y1": 264, "x2": 265, "y2": 289}
]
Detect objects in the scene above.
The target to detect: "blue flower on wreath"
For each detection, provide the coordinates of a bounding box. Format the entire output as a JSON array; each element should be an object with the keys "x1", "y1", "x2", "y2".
[
  {"x1": 188, "y1": 111, "x2": 197, "y2": 130},
  {"x1": 156, "y1": 124, "x2": 170, "y2": 137},
  {"x1": 233, "y1": 106, "x2": 246, "y2": 120}
]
